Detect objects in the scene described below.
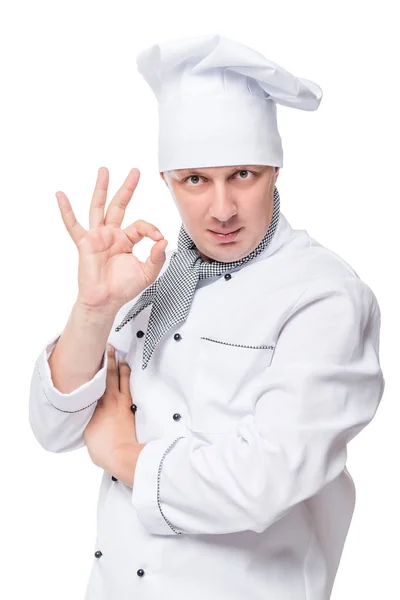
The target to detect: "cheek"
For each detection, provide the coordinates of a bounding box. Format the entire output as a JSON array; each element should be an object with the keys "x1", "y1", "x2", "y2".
[
  {"x1": 247, "y1": 193, "x2": 271, "y2": 218},
  {"x1": 241, "y1": 201, "x2": 261, "y2": 221},
  {"x1": 179, "y1": 200, "x2": 204, "y2": 224}
]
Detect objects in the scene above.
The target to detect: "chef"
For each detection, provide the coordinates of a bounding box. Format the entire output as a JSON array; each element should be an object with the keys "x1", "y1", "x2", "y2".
[{"x1": 29, "y1": 33, "x2": 385, "y2": 600}]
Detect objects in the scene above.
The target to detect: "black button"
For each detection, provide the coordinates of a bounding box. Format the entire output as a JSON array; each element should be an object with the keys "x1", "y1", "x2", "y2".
[
  {"x1": 137, "y1": 569, "x2": 145, "y2": 577},
  {"x1": 111, "y1": 475, "x2": 118, "y2": 481},
  {"x1": 136, "y1": 330, "x2": 144, "y2": 338},
  {"x1": 174, "y1": 333, "x2": 182, "y2": 341},
  {"x1": 173, "y1": 413, "x2": 181, "y2": 421},
  {"x1": 224, "y1": 273, "x2": 232, "y2": 280},
  {"x1": 131, "y1": 403, "x2": 137, "y2": 414},
  {"x1": 94, "y1": 550, "x2": 102, "y2": 558}
]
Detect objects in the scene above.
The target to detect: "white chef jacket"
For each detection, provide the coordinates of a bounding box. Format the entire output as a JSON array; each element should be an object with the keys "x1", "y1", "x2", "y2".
[{"x1": 29, "y1": 212, "x2": 385, "y2": 600}]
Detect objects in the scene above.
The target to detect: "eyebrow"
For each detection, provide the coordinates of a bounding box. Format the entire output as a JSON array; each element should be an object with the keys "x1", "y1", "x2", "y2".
[{"x1": 178, "y1": 165, "x2": 263, "y2": 176}]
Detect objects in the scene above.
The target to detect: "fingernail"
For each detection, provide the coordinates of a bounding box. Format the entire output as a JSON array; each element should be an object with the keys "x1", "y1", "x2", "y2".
[{"x1": 107, "y1": 344, "x2": 114, "y2": 352}]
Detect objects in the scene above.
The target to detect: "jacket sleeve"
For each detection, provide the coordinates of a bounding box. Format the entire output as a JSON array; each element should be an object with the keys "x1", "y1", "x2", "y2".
[
  {"x1": 131, "y1": 276, "x2": 386, "y2": 536},
  {"x1": 27, "y1": 297, "x2": 136, "y2": 454},
  {"x1": 28, "y1": 330, "x2": 110, "y2": 453}
]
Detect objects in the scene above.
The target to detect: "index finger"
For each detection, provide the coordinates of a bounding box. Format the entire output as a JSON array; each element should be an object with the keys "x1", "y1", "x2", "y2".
[{"x1": 123, "y1": 219, "x2": 164, "y2": 246}]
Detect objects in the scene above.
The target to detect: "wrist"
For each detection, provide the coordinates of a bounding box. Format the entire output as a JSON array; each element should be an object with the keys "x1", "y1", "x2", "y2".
[{"x1": 74, "y1": 299, "x2": 118, "y2": 326}]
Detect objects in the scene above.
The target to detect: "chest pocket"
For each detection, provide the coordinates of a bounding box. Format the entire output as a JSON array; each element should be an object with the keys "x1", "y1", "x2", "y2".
[{"x1": 188, "y1": 335, "x2": 275, "y2": 434}]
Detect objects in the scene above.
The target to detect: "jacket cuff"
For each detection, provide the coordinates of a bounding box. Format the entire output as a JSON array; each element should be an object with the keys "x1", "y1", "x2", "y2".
[
  {"x1": 37, "y1": 330, "x2": 108, "y2": 413},
  {"x1": 131, "y1": 435, "x2": 186, "y2": 536}
]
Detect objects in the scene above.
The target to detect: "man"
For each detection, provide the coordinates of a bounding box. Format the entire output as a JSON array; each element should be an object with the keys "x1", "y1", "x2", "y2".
[{"x1": 29, "y1": 34, "x2": 385, "y2": 599}]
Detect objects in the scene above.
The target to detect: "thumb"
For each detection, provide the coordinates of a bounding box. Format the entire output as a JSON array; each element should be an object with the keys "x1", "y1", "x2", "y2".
[{"x1": 143, "y1": 238, "x2": 168, "y2": 280}]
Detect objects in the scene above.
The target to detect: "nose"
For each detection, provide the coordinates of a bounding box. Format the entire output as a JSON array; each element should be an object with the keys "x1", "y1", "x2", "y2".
[{"x1": 209, "y1": 182, "x2": 238, "y2": 223}]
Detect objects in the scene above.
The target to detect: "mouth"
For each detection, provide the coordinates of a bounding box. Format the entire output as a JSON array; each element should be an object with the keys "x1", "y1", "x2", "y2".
[{"x1": 208, "y1": 227, "x2": 242, "y2": 242}]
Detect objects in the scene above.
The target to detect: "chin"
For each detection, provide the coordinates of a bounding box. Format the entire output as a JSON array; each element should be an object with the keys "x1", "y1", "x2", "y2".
[{"x1": 202, "y1": 247, "x2": 246, "y2": 263}]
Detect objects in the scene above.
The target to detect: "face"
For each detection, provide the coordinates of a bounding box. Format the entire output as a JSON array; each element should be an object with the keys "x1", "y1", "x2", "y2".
[{"x1": 160, "y1": 164, "x2": 280, "y2": 263}]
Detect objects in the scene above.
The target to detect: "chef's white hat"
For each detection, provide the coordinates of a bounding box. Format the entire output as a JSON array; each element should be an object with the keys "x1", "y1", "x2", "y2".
[{"x1": 136, "y1": 33, "x2": 322, "y2": 172}]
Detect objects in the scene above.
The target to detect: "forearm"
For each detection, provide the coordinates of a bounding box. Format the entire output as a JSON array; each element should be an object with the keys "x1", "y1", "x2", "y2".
[{"x1": 48, "y1": 301, "x2": 116, "y2": 394}]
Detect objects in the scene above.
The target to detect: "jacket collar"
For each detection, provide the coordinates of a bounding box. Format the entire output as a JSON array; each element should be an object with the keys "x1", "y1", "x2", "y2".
[{"x1": 227, "y1": 211, "x2": 294, "y2": 273}]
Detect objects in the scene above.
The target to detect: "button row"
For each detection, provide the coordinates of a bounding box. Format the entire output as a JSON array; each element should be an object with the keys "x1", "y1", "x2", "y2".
[
  {"x1": 94, "y1": 276, "x2": 235, "y2": 571},
  {"x1": 110, "y1": 403, "x2": 182, "y2": 482},
  {"x1": 94, "y1": 551, "x2": 146, "y2": 577}
]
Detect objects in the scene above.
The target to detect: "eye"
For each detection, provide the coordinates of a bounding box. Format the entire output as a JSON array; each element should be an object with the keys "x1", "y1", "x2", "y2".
[
  {"x1": 182, "y1": 170, "x2": 257, "y2": 185},
  {"x1": 236, "y1": 170, "x2": 252, "y2": 179},
  {"x1": 183, "y1": 175, "x2": 204, "y2": 185}
]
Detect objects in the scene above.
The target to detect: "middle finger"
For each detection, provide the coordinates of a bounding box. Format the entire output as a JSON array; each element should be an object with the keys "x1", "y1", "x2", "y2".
[
  {"x1": 104, "y1": 168, "x2": 140, "y2": 228},
  {"x1": 89, "y1": 166, "x2": 109, "y2": 230},
  {"x1": 105, "y1": 344, "x2": 119, "y2": 392}
]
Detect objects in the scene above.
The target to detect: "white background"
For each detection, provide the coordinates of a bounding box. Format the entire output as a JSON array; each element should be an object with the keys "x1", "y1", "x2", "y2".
[{"x1": 1, "y1": 1, "x2": 398, "y2": 598}]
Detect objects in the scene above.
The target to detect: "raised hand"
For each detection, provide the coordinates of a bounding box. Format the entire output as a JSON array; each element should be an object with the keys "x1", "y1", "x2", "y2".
[{"x1": 55, "y1": 167, "x2": 168, "y2": 315}]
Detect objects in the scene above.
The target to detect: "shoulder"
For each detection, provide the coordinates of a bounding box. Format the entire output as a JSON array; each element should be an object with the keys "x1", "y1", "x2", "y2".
[{"x1": 277, "y1": 225, "x2": 379, "y2": 307}]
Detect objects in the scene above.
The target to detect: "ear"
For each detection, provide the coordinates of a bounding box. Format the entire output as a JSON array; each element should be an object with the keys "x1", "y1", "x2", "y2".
[
  {"x1": 275, "y1": 167, "x2": 280, "y2": 182},
  {"x1": 160, "y1": 172, "x2": 169, "y2": 187}
]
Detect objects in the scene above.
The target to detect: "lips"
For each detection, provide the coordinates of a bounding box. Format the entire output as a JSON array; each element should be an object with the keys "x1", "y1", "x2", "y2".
[
  {"x1": 209, "y1": 228, "x2": 241, "y2": 243},
  {"x1": 210, "y1": 228, "x2": 239, "y2": 234}
]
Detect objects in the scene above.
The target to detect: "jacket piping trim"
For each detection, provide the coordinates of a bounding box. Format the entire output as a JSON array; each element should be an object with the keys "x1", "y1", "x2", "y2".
[
  {"x1": 157, "y1": 435, "x2": 186, "y2": 535},
  {"x1": 200, "y1": 337, "x2": 275, "y2": 350},
  {"x1": 36, "y1": 362, "x2": 98, "y2": 413}
]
